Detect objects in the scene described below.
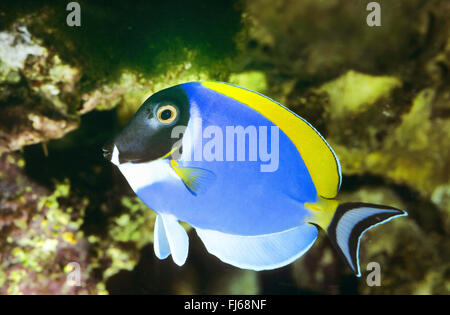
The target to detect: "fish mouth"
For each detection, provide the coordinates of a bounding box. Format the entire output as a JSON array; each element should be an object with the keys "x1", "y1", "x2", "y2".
[
  {"x1": 102, "y1": 143, "x2": 140, "y2": 165},
  {"x1": 102, "y1": 143, "x2": 114, "y2": 161}
]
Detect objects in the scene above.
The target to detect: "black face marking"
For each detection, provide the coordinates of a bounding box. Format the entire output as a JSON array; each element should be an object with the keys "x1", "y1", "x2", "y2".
[{"x1": 107, "y1": 85, "x2": 190, "y2": 164}]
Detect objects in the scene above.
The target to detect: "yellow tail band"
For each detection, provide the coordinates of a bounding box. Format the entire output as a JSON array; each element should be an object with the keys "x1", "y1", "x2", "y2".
[{"x1": 305, "y1": 197, "x2": 340, "y2": 230}]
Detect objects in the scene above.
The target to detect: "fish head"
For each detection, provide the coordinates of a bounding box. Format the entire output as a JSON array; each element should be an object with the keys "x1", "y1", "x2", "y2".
[{"x1": 103, "y1": 85, "x2": 190, "y2": 165}]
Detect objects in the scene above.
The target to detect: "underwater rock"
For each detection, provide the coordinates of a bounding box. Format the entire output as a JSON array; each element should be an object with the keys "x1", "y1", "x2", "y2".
[
  {"x1": 431, "y1": 184, "x2": 450, "y2": 235},
  {"x1": 0, "y1": 152, "x2": 94, "y2": 294},
  {"x1": 340, "y1": 188, "x2": 449, "y2": 295},
  {"x1": 242, "y1": 0, "x2": 427, "y2": 86},
  {"x1": 228, "y1": 71, "x2": 268, "y2": 94},
  {"x1": 315, "y1": 71, "x2": 402, "y2": 120},
  {"x1": 0, "y1": 0, "x2": 243, "y2": 153},
  {"x1": 0, "y1": 24, "x2": 79, "y2": 153},
  {"x1": 82, "y1": 65, "x2": 211, "y2": 126},
  {"x1": 327, "y1": 88, "x2": 450, "y2": 199}
]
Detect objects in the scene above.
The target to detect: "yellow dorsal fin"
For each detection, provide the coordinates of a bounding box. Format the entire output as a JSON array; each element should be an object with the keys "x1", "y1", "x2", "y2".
[{"x1": 202, "y1": 82, "x2": 342, "y2": 198}]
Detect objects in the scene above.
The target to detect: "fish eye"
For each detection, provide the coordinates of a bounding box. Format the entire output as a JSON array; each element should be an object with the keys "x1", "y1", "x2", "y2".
[{"x1": 156, "y1": 104, "x2": 178, "y2": 124}]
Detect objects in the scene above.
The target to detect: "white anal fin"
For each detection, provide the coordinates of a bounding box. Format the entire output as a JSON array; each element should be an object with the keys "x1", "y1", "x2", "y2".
[
  {"x1": 154, "y1": 214, "x2": 170, "y2": 259},
  {"x1": 195, "y1": 224, "x2": 318, "y2": 271},
  {"x1": 153, "y1": 213, "x2": 189, "y2": 266}
]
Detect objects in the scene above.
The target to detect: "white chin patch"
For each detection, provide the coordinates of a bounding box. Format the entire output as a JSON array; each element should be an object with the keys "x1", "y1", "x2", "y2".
[
  {"x1": 117, "y1": 159, "x2": 175, "y2": 192},
  {"x1": 111, "y1": 145, "x2": 120, "y2": 166}
]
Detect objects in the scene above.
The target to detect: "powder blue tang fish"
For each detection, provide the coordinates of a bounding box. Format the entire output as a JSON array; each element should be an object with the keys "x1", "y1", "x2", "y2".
[{"x1": 103, "y1": 82, "x2": 407, "y2": 276}]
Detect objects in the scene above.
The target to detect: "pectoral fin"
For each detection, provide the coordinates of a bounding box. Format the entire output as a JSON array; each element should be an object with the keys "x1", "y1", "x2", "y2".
[{"x1": 170, "y1": 160, "x2": 216, "y2": 195}]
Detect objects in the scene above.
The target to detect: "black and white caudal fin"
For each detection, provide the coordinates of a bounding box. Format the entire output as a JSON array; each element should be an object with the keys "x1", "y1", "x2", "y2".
[{"x1": 326, "y1": 202, "x2": 407, "y2": 277}]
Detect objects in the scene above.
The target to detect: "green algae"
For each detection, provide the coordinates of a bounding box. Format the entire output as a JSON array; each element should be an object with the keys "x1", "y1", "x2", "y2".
[
  {"x1": 109, "y1": 196, "x2": 156, "y2": 247},
  {"x1": 316, "y1": 71, "x2": 402, "y2": 118},
  {"x1": 229, "y1": 71, "x2": 268, "y2": 93},
  {"x1": 0, "y1": 175, "x2": 90, "y2": 294},
  {"x1": 112, "y1": 65, "x2": 211, "y2": 125},
  {"x1": 0, "y1": 0, "x2": 243, "y2": 91},
  {"x1": 330, "y1": 88, "x2": 449, "y2": 198}
]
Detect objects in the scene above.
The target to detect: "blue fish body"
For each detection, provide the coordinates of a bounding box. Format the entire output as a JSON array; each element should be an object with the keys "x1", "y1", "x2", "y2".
[
  {"x1": 107, "y1": 81, "x2": 407, "y2": 275},
  {"x1": 134, "y1": 82, "x2": 317, "y2": 236}
]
